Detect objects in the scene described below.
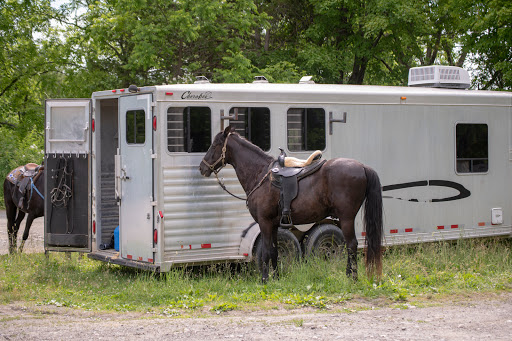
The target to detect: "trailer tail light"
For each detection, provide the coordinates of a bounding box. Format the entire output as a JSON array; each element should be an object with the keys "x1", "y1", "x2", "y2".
[
  {"x1": 91, "y1": 118, "x2": 95, "y2": 133},
  {"x1": 92, "y1": 220, "x2": 96, "y2": 234},
  {"x1": 154, "y1": 229, "x2": 158, "y2": 244},
  {"x1": 165, "y1": 92, "x2": 173, "y2": 96},
  {"x1": 153, "y1": 116, "x2": 157, "y2": 131}
]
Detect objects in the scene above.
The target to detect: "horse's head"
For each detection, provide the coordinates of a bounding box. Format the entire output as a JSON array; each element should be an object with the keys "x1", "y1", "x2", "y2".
[{"x1": 199, "y1": 125, "x2": 235, "y2": 177}]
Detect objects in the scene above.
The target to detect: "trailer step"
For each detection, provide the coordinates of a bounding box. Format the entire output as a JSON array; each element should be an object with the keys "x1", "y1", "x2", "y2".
[{"x1": 88, "y1": 250, "x2": 160, "y2": 273}]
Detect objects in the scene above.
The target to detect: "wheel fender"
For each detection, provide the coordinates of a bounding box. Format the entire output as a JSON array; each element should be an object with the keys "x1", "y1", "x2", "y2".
[{"x1": 239, "y1": 221, "x2": 261, "y2": 261}]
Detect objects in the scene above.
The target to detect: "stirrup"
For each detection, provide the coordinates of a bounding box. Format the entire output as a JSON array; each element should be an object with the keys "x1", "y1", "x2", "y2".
[{"x1": 280, "y1": 214, "x2": 294, "y2": 228}]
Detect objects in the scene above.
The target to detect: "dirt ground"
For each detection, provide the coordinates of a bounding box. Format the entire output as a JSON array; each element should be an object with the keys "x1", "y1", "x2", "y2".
[
  {"x1": 1, "y1": 210, "x2": 512, "y2": 340},
  {"x1": 0, "y1": 209, "x2": 45, "y2": 255}
]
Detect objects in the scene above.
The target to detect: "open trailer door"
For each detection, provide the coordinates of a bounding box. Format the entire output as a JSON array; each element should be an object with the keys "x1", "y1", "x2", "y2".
[
  {"x1": 44, "y1": 99, "x2": 91, "y2": 252},
  {"x1": 116, "y1": 93, "x2": 155, "y2": 263}
]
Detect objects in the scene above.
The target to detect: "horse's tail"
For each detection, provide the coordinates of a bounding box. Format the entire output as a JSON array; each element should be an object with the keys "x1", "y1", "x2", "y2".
[{"x1": 363, "y1": 165, "x2": 383, "y2": 278}]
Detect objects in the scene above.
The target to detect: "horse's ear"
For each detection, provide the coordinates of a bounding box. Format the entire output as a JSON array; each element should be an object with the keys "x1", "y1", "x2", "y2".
[{"x1": 223, "y1": 125, "x2": 234, "y2": 137}]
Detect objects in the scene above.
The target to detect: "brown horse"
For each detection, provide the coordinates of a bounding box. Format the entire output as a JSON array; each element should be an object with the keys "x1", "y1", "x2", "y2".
[
  {"x1": 200, "y1": 126, "x2": 383, "y2": 282},
  {"x1": 3, "y1": 165, "x2": 44, "y2": 254}
]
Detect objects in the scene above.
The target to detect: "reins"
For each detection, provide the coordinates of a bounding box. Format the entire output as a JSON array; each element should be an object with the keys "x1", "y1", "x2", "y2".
[{"x1": 201, "y1": 133, "x2": 272, "y2": 206}]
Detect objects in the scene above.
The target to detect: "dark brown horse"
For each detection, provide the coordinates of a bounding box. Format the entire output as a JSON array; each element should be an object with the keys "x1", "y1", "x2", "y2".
[
  {"x1": 3, "y1": 165, "x2": 44, "y2": 254},
  {"x1": 200, "y1": 126, "x2": 383, "y2": 282}
]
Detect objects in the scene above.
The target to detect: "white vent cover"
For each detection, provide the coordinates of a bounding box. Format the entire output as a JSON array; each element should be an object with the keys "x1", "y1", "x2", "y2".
[
  {"x1": 194, "y1": 76, "x2": 210, "y2": 84},
  {"x1": 253, "y1": 75, "x2": 269, "y2": 83},
  {"x1": 408, "y1": 66, "x2": 470, "y2": 89},
  {"x1": 299, "y1": 76, "x2": 315, "y2": 84}
]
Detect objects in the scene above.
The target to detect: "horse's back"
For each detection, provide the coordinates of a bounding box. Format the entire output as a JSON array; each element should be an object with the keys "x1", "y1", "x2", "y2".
[{"x1": 323, "y1": 158, "x2": 368, "y2": 181}]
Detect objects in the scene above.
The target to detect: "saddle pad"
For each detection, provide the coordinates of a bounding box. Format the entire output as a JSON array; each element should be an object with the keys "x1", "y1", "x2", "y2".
[{"x1": 5, "y1": 166, "x2": 24, "y2": 185}]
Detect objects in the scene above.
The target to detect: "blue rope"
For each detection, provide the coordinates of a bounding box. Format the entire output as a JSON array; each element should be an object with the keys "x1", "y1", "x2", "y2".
[{"x1": 30, "y1": 177, "x2": 44, "y2": 200}]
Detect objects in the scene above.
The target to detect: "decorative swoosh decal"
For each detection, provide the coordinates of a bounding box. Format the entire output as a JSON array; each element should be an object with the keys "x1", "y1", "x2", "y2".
[{"x1": 382, "y1": 180, "x2": 471, "y2": 202}]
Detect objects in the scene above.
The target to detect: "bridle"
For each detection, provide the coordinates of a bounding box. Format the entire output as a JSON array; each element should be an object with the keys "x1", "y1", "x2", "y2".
[
  {"x1": 201, "y1": 132, "x2": 232, "y2": 175},
  {"x1": 201, "y1": 132, "x2": 271, "y2": 204}
]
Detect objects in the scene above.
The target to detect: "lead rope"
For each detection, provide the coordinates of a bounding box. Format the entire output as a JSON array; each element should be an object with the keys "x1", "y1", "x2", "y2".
[{"x1": 214, "y1": 168, "x2": 272, "y2": 207}]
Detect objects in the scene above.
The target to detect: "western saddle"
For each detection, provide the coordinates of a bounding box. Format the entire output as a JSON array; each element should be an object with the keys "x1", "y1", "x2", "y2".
[
  {"x1": 271, "y1": 149, "x2": 325, "y2": 228},
  {"x1": 6, "y1": 163, "x2": 44, "y2": 209}
]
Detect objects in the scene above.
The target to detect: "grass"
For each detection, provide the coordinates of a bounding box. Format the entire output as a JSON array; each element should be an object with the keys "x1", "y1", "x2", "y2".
[{"x1": 0, "y1": 238, "x2": 511, "y2": 315}]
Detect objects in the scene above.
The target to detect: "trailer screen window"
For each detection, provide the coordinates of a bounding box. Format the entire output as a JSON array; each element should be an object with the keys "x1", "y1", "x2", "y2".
[
  {"x1": 229, "y1": 107, "x2": 270, "y2": 151},
  {"x1": 456, "y1": 123, "x2": 488, "y2": 173},
  {"x1": 167, "y1": 106, "x2": 211, "y2": 152},
  {"x1": 126, "y1": 109, "x2": 146, "y2": 144},
  {"x1": 287, "y1": 108, "x2": 325, "y2": 151}
]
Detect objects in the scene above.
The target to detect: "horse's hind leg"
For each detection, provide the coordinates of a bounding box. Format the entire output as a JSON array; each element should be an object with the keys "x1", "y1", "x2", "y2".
[
  {"x1": 340, "y1": 218, "x2": 358, "y2": 281},
  {"x1": 18, "y1": 214, "x2": 35, "y2": 253},
  {"x1": 6, "y1": 207, "x2": 17, "y2": 254},
  {"x1": 270, "y1": 227, "x2": 279, "y2": 279}
]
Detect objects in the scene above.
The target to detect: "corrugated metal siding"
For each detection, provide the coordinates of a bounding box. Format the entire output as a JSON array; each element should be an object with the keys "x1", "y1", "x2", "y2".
[
  {"x1": 162, "y1": 165, "x2": 253, "y2": 262},
  {"x1": 100, "y1": 172, "x2": 118, "y2": 243}
]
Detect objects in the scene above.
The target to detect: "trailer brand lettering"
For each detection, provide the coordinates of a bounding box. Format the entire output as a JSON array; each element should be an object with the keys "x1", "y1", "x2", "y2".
[{"x1": 181, "y1": 91, "x2": 212, "y2": 100}]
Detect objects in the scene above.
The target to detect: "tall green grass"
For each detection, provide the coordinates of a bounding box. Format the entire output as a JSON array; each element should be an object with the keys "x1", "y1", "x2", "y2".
[{"x1": 0, "y1": 238, "x2": 511, "y2": 314}]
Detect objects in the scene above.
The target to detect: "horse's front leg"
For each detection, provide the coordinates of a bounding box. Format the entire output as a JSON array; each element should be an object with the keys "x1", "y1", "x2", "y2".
[
  {"x1": 18, "y1": 214, "x2": 35, "y2": 253},
  {"x1": 259, "y1": 220, "x2": 278, "y2": 283}
]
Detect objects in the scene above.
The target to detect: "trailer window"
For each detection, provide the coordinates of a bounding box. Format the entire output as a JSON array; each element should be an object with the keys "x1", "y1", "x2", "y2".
[
  {"x1": 229, "y1": 107, "x2": 270, "y2": 151},
  {"x1": 287, "y1": 108, "x2": 325, "y2": 151},
  {"x1": 126, "y1": 109, "x2": 146, "y2": 144},
  {"x1": 456, "y1": 123, "x2": 488, "y2": 173},
  {"x1": 167, "y1": 107, "x2": 211, "y2": 152}
]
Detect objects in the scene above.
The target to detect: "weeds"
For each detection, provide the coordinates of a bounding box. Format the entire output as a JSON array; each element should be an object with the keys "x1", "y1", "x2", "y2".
[{"x1": 0, "y1": 238, "x2": 511, "y2": 313}]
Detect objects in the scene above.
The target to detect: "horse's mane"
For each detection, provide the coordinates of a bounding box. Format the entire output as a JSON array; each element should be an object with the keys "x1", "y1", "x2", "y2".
[{"x1": 231, "y1": 132, "x2": 274, "y2": 163}]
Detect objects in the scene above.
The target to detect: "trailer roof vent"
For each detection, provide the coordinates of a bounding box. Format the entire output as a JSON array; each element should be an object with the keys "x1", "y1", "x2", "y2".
[
  {"x1": 194, "y1": 76, "x2": 210, "y2": 84},
  {"x1": 299, "y1": 76, "x2": 315, "y2": 84},
  {"x1": 253, "y1": 75, "x2": 269, "y2": 83},
  {"x1": 408, "y1": 65, "x2": 470, "y2": 89}
]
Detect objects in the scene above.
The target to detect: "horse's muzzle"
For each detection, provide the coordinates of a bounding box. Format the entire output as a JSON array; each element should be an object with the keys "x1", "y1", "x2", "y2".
[{"x1": 199, "y1": 163, "x2": 212, "y2": 177}]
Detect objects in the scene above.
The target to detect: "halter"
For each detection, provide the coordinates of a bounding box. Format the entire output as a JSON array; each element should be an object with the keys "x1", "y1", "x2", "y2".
[
  {"x1": 201, "y1": 132, "x2": 232, "y2": 175},
  {"x1": 201, "y1": 132, "x2": 271, "y2": 204}
]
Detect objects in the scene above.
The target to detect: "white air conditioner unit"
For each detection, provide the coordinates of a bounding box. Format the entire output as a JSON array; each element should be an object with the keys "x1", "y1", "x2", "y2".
[{"x1": 408, "y1": 65, "x2": 470, "y2": 89}]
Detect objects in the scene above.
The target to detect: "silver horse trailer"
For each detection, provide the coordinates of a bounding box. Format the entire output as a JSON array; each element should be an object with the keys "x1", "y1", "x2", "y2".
[{"x1": 44, "y1": 66, "x2": 512, "y2": 272}]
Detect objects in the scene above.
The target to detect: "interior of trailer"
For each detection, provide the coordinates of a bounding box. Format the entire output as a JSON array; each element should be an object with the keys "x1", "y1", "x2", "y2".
[{"x1": 97, "y1": 98, "x2": 119, "y2": 245}]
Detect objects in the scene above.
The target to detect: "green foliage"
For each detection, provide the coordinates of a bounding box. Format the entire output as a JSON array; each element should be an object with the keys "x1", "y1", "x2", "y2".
[
  {"x1": 0, "y1": 238, "x2": 511, "y2": 313},
  {"x1": 465, "y1": 0, "x2": 512, "y2": 89}
]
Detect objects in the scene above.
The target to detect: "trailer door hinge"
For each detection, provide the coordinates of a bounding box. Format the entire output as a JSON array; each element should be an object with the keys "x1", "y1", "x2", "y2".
[{"x1": 151, "y1": 201, "x2": 157, "y2": 206}]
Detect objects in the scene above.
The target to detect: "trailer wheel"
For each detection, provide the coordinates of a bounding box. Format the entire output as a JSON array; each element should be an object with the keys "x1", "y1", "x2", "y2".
[
  {"x1": 303, "y1": 224, "x2": 345, "y2": 259},
  {"x1": 254, "y1": 228, "x2": 302, "y2": 272}
]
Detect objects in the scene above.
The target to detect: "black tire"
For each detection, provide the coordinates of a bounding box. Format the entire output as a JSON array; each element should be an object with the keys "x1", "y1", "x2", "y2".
[
  {"x1": 303, "y1": 224, "x2": 345, "y2": 259},
  {"x1": 254, "y1": 228, "x2": 302, "y2": 271}
]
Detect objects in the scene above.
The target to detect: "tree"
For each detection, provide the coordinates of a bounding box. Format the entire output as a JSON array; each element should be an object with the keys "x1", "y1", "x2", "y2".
[
  {"x1": 61, "y1": 0, "x2": 269, "y2": 89},
  {"x1": 0, "y1": 0, "x2": 65, "y2": 129},
  {"x1": 465, "y1": 0, "x2": 512, "y2": 89}
]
